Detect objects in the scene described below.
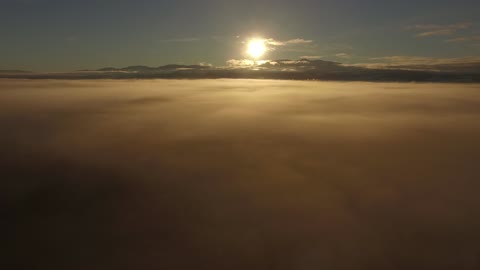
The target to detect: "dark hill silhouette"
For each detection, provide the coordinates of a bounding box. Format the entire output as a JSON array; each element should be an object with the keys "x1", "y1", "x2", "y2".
[
  {"x1": 1, "y1": 59, "x2": 479, "y2": 82},
  {"x1": 93, "y1": 64, "x2": 211, "y2": 73}
]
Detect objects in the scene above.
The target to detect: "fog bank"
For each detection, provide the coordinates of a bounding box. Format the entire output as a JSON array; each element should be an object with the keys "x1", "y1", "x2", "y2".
[{"x1": 2, "y1": 79, "x2": 480, "y2": 269}]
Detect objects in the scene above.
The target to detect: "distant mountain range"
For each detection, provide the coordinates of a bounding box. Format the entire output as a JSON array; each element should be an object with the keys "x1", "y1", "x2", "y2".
[
  {"x1": 85, "y1": 60, "x2": 348, "y2": 73},
  {"x1": 1, "y1": 59, "x2": 479, "y2": 82}
]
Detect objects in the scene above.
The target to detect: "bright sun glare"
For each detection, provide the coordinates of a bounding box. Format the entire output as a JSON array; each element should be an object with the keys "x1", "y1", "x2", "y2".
[{"x1": 247, "y1": 39, "x2": 267, "y2": 59}]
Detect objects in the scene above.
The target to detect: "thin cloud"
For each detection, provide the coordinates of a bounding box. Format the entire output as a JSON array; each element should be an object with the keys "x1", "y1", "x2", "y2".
[
  {"x1": 265, "y1": 38, "x2": 313, "y2": 46},
  {"x1": 268, "y1": 60, "x2": 311, "y2": 65},
  {"x1": 226, "y1": 59, "x2": 313, "y2": 68},
  {"x1": 417, "y1": 29, "x2": 455, "y2": 37},
  {"x1": 445, "y1": 37, "x2": 471, "y2": 43},
  {"x1": 243, "y1": 37, "x2": 316, "y2": 54},
  {"x1": 445, "y1": 35, "x2": 480, "y2": 43},
  {"x1": 159, "y1": 38, "x2": 200, "y2": 43},
  {"x1": 370, "y1": 56, "x2": 480, "y2": 65},
  {"x1": 226, "y1": 59, "x2": 270, "y2": 67},
  {"x1": 285, "y1": 38, "x2": 314, "y2": 45},
  {"x1": 408, "y1": 22, "x2": 472, "y2": 37},
  {"x1": 335, "y1": 53, "x2": 351, "y2": 59}
]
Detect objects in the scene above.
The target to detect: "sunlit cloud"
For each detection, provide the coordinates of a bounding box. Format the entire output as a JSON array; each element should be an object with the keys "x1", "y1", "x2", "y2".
[
  {"x1": 226, "y1": 59, "x2": 270, "y2": 67},
  {"x1": 198, "y1": 62, "x2": 213, "y2": 67},
  {"x1": 265, "y1": 38, "x2": 313, "y2": 46},
  {"x1": 283, "y1": 38, "x2": 314, "y2": 45},
  {"x1": 335, "y1": 53, "x2": 351, "y2": 59},
  {"x1": 268, "y1": 60, "x2": 311, "y2": 65},
  {"x1": 301, "y1": 56, "x2": 324, "y2": 60},
  {"x1": 66, "y1": 35, "x2": 78, "y2": 42},
  {"x1": 408, "y1": 22, "x2": 472, "y2": 37}
]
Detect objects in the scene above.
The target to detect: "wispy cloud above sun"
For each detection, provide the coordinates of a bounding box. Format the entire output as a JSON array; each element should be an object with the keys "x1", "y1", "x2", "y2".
[
  {"x1": 159, "y1": 38, "x2": 200, "y2": 43},
  {"x1": 265, "y1": 38, "x2": 313, "y2": 46}
]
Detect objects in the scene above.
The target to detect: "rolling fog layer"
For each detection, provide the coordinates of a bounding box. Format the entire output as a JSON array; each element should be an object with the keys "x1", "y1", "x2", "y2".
[{"x1": 2, "y1": 79, "x2": 480, "y2": 269}]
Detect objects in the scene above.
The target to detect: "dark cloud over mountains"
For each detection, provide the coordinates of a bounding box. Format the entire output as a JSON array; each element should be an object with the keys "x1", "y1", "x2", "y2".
[{"x1": 2, "y1": 58, "x2": 479, "y2": 82}]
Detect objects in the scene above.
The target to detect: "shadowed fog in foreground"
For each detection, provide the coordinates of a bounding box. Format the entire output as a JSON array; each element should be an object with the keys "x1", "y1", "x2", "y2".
[{"x1": 2, "y1": 79, "x2": 480, "y2": 269}]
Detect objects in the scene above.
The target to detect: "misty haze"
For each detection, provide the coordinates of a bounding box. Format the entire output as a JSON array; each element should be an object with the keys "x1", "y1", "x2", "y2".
[{"x1": 2, "y1": 79, "x2": 480, "y2": 269}]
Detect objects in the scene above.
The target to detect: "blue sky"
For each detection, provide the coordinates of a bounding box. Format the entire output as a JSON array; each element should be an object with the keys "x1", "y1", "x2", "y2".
[{"x1": 1, "y1": 0, "x2": 480, "y2": 71}]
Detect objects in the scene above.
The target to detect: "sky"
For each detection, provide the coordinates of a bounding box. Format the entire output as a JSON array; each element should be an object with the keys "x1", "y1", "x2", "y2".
[{"x1": 1, "y1": 0, "x2": 480, "y2": 71}]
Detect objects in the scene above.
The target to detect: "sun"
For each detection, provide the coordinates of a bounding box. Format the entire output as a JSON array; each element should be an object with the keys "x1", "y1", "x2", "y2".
[{"x1": 247, "y1": 39, "x2": 267, "y2": 59}]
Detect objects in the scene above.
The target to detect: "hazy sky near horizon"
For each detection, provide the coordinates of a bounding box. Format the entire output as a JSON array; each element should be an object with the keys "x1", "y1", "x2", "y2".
[{"x1": 1, "y1": 0, "x2": 480, "y2": 71}]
